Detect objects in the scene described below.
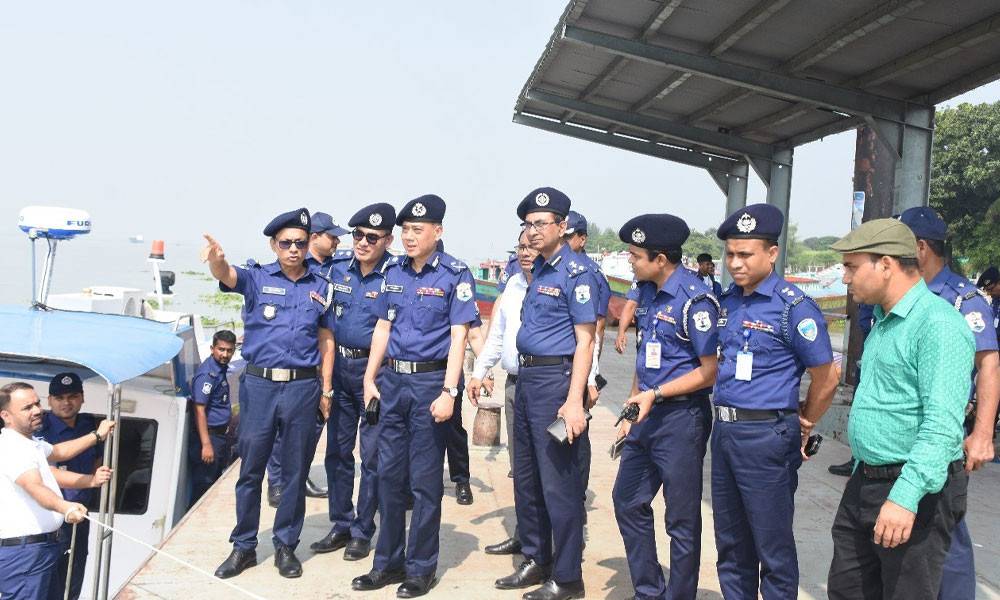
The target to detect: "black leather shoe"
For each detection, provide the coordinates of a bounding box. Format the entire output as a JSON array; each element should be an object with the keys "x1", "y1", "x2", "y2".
[
  {"x1": 310, "y1": 530, "x2": 350, "y2": 554},
  {"x1": 214, "y1": 548, "x2": 257, "y2": 579},
  {"x1": 267, "y1": 485, "x2": 282, "y2": 508},
  {"x1": 495, "y1": 560, "x2": 550, "y2": 590},
  {"x1": 828, "y1": 457, "x2": 856, "y2": 477},
  {"x1": 274, "y1": 546, "x2": 302, "y2": 578},
  {"x1": 397, "y1": 574, "x2": 435, "y2": 598},
  {"x1": 523, "y1": 579, "x2": 585, "y2": 600},
  {"x1": 305, "y1": 477, "x2": 328, "y2": 498},
  {"x1": 352, "y1": 568, "x2": 407, "y2": 591},
  {"x1": 344, "y1": 538, "x2": 371, "y2": 561},
  {"x1": 455, "y1": 482, "x2": 473, "y2": 505},
  {"x1": 484, "y1": 537, "x2": 522, "y2": 555}
]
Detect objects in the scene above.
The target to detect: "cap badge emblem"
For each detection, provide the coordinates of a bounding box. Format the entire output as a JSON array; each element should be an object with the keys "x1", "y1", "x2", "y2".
[
  {"x1": 369, "y1": 213, "x2": 382, "y2": 226},
  {"x1": 535, "y1": 193, "x2": 550, "y2": 207},
  {"x1": 736, "y1": 213, "x2": 756, "y2": 233},
  {"x1": 61, "y1": 376, "x2": 73, "y2": 385},
  {"x1": 631, "y1": 228, "x2": 646, "y2": 244},
  {"x1": 412, "y1": 203, "x2": 427, "y2": 217},
  {"x1": 299, "y1": 212, "x2": 308, "y2": 225}
]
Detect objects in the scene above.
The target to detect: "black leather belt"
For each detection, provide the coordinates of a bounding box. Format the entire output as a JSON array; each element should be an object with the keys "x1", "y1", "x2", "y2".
[
  {"x1": 860, "y1": 459, "x2": 964, "y2": 481},
  {"x1": 387, "y1": 358, "x2": 448, "y2": 374},
  {"x1": 656, "y1": 392, "x2": 710, "y2": 405},
  {"x1": 207, "y1": 424, "x2": 229, "y2": 435},
  {"x1": 337, "y1": 345, "x2": 371, "y2": 359},
  {"x1": 714, "y1": 406, "x2": 796, "y2": 423},
  {"x1": 245, "y1": 364, "x2": 317, "y2": 382},
  {"x1": 1, "y1": 529, "x2": 62, "y2": 547},
  {"x1": 517, "y1": 354, "x2": 572, "y2": 368}
]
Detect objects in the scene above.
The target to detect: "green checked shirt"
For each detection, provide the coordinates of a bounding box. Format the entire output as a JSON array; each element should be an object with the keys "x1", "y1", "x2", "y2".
[{"x1": 848, "y1": 279, "x2": 974, "y2": 513}]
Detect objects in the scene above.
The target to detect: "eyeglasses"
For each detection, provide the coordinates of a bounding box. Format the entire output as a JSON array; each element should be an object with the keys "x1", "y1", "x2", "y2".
[
  {"x1": 276, "y1": 239, "x2": 308, "y2": 250},
  {"x1": 520, "y1": 219, "x2": 561, "y2": 232},
  {"x1": 352, "y1": 229, "x2": 389, "y2": 244}
]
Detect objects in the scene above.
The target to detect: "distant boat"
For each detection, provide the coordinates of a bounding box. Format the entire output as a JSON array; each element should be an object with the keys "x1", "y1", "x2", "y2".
[{"x1": 129, "y1": 234, "x2": 144, "y2": 243}]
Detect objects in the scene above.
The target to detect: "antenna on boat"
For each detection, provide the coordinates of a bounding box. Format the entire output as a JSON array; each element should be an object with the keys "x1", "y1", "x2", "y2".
[{"x1": 17, "y1": 206, "x2": 92, "y2": 306}]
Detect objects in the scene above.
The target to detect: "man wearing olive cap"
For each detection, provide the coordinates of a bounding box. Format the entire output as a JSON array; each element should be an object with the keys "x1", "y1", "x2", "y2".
[{"x1": 828, "y1": 219, "x2": 973, "y2": 599}]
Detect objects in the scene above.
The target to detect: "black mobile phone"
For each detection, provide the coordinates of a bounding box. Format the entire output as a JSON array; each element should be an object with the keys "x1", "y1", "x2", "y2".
[
  {"x1": 365, "y1": 397, "x2": 380, "y2": 426},
  {"x1": 805, "y1": 433, "x2": 823, "y2": 457},
  {"x1": 595, "y1": 374, "x2": 608, "y2": 391},
  {"x1": 609, "y1": 436, "x2": 626, "y2": 460},
  {"x1": 547, "y1": 411, "x2": 593, "y2": 444}
]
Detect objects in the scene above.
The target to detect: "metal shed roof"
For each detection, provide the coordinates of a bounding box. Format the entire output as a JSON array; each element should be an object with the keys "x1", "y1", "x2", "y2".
[{"x1": 514, "y1": 0, "x2": 1000, "y2": 172}]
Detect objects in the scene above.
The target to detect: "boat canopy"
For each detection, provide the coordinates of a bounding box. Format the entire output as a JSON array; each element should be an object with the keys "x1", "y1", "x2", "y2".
[{"x1": 0, "y1": 305, "x2": 183, "y2": 384}]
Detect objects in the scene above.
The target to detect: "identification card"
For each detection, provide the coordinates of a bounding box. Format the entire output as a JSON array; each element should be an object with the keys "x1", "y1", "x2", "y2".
[
  {"x1": 735, "y1": 351, "x2": 753, "y2": 381},
  {"x1": 645, "y1": 341, "x2": 661, "y2": 369}
]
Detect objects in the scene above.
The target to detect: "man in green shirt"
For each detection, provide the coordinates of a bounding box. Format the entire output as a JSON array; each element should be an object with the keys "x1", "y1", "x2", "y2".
[{"x1": 827, "y1": 219, "x2": 973, "y2": 599}]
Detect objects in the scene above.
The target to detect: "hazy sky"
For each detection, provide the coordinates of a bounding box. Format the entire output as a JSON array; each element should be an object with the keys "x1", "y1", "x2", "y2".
[{"x1": 2, "y1": 1, "x2": 998, "y2": 264}]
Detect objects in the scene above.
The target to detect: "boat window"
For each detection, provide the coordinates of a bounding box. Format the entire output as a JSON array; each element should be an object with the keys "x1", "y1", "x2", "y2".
[{"x1": 85, "y1": 416, "x2": 158, "y2": 516}]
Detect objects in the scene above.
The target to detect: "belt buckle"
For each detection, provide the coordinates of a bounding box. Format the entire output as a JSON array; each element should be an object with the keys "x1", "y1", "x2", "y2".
[
  {"x1": 518, "y1": 355, "x2": 526, "y2": 367},
  {"x1": 271, "y1": 368, "x2": 292, "y2": 382},
  {"x1": 398, "y1": 361, "x2": 413, "y2": 374},
  {"x1": 718, "y1": 406, "x2": 736, "y2": 422}
]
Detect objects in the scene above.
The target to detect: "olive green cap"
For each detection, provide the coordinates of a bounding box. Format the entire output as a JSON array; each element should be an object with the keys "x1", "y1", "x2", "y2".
[{"x1": 829, "y1": 218, "x2": 917, "y2": 258}]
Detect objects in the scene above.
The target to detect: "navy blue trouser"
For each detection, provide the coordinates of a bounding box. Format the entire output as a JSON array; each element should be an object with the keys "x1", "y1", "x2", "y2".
[
  {"x1": 445, "y1": 376, "x2": 471, "y2": 484},
  {"x1": 267, "y1": 417, "x2": 324, "y2": 490},
  {"x1": 938, "y1": 518, "x2": 975, "y2": 600},
  {"x1": 324, "y1": 356, "x2": 379, "y2": 541},
  {"x1": 373, "y1": 368, "x2": 450, "y2": 577},
  {"x1": 189, "y1": 430, "x2": 229, "y2": 506},
  {"x1": 513, "y1": 360, "x2": 585, "y2": 584},
  {"x1": 0, "y1": 539, "x2": 60, "y2": 600},
  {"x1": 711, "y1": 412, "x2": 802, "y2": 599},
  {"x1": 614, "y1": 396, "x2": 712, "y2": 600},
  {"x1": 231, "y1": 373, "x2": 320, "y2": 551},
  {"x1": 47, "y1": 521, "x2": 89, "y2": 600}
]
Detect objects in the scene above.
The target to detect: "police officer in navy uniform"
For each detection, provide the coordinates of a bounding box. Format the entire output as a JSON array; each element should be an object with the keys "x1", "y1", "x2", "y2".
[
  {"x1": 978, "y1": 265, "x2": 1000, "y2": 343},
  {"x1": 612, "y1": 214, "x2": 719, "y2": 600},
  {"x1": 188, "y1": 330, "x2": 236, "y2": 506},
  {"x1": 265, "y1": 211, "x2": 348, "y2": 506},
  {"x1": 204, "y1": 208, "x2": 335, "y2": 580},
  {"x1": 352, "y1": 195, "x2": 480, "y2": 598},
  {"x1": 310, "y1": 202, "x2": 397, "y2": 561},
  {"x1": 494, "y1": 187, "x2": 597, "y2": 600},
  {"x1": 712, "y1": 204, "x2": 840, "y2": 599},
  {"x1": 898, "y1": 206, "x2": 1000, "y2": 600}
]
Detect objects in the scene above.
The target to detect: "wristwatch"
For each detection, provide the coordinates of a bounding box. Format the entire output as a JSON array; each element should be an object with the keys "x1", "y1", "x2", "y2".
[
  {"x1": 322, "y1": 390, "x2": 334, "y2": 399},
  {"x1": 651, "y1": 386, "x2": 665, "y2": 404},
  {"x1": 92, "y1": 430, "x2": 104, "y2": 444},
  {"x1": 443, "y1": 386, "x2": 459, "y2": 398}
]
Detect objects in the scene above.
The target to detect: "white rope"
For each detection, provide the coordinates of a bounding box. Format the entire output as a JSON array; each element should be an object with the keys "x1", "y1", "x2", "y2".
[{"x1": 81, "y1": 514, "x2": 268, "y2": 600}]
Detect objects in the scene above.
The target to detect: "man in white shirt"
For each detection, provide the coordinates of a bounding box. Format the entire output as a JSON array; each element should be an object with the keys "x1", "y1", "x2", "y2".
[
  {"x1": 0, "y1": 381, "x2": 112, "y2": 600},
  {"x1": 468, "y1": 231, "x2": 538, "y2": 556}
]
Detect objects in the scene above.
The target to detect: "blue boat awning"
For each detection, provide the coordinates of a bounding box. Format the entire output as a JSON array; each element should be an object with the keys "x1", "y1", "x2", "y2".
[{"x1": 0, "y1": 305, "x2": 184, "y2": 385}]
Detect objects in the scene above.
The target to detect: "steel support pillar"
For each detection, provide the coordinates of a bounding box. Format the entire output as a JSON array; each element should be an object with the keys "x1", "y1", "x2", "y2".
[
  {"x1": 867, "y1": 105, "x2": 935, "y2": 214},
  {"x1": 721, "y1": 162, "x2": 748, "y2": 286},
  {"x1": 766, "y1": 148, "x2": 794, "y2": 275}
]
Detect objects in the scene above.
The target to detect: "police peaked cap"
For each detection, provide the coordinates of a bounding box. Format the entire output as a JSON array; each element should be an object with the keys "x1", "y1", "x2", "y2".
[
  {"x1": 349, "y1": 203, "x2": 396, "y2": 231},
  {"x1": 397, "y1": 194, "x2": 446, "y2": 225},
  {"x1": 310, "y1": 212, "x2": 349, "y2": 236},
  {"x1": 618, "y1": 214, "x2": 690, "y2": 250},
  {"x1": 717, "y1": 204, "x2": 784, "y2": 241},
  {"x1": 517, "y1": 187, "x2": 571, "y2": 221},
  {"x1": 263, "y1": 208, "x2": 311, "y2": 237},
  {"x1": 898, "y1": 206, "x2": 947, "y2": 241}
]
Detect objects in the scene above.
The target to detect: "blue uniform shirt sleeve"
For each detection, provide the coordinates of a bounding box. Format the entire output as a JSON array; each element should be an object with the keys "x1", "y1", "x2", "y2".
[
  {"x1": 789, "y1": 299, "x2": 834, "y2": 368},
  {"x1": 685, "y1": 296, "x2": 720, "y2": 357},
  {"x1": 373, "y1": 277, "x2": 392, "y2": 321},
  {"x1": 958, "y1": 295, "x2": 999, "y2": 352},
  {"x1": 568, "y1": 270, "x2": 600, "y2": 325},
  {"x1": 221, "y1": 264, "x2": 254, "y2": 297},
  {"x1": 191, "y1": 373, "x2": 212, "y2": 405},
  {"x1": 596, "y1": 274, "x2": 612, "y2": 317},
  {"x1": 626, "y1": 280, "x2": 640, "y2": 302},
  {"x1": 449, "y1": 269, "x2": 480, "y2": 326}
]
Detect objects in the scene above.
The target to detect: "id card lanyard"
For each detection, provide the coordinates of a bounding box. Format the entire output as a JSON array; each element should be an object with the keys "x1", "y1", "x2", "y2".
[
  {"x1": 645, "y1": 308, "x2": 661, "y2": 370},
  {"x1": 735, "y1": 328, "x2": 753, "y2": 381}
]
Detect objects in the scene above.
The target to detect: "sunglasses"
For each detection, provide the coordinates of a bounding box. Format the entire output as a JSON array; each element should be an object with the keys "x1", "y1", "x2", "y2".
[
  {"x1": 352, "y1": 229, "x2": 389, "y2": 244},
  {"x1": 276, "y1": 239, "x2": 308, "y2": 250}
]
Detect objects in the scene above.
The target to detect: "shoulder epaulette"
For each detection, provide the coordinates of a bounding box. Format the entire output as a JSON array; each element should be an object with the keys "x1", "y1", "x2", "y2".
[
  {"x1": 242, "y1": 258, "x2": 260, "y2": 269},
  {"x1": 332, "y1": 249, "x2": 354, "y2": 261},
  {"x1": 676, "y1": 292, "x2": 722, "y2": 343},
  {"x1": 444, "y1": 258, "x2": 468, "y2": 273}
]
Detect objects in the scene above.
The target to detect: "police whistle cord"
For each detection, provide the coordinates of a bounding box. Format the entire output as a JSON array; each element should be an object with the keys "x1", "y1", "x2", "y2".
[{"x1": 78, "y1": 513, "x2": 268, "y2": 600}]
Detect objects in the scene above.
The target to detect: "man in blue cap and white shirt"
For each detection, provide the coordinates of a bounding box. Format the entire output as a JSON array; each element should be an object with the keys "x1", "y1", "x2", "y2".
[
  {"x1": 265, "y1": 211, "x2": 348, "y2": 506},
  {"x1": 493, "y1": 187, "x2": 597, "y2": 600},
  {"x1": 352, "y1": 195, "x2": 480, "y2": 598},
  {"x1": 712, "y1": 203, "x2": 840, "y2": 599},
  {"x1": 613, "y1": 213, "x2": 719, "y2": 600},
  {"x1": 310, "y1": 202, "x2": 397, "y2": 562},
  {"x1": 898, "y1": 205, "x2": 1000, "y2": 600},
  {"x1": 203, "y1": 208, "x2": 335, "y2": 580}
]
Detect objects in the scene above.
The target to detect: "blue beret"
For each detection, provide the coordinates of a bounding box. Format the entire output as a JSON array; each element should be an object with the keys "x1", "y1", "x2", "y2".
[
  {"x1": 517, "y1": 187, "x2": 571, "y2": 221},
  {"x1": 49, "y1": 372, "x2": 83, "y2": 396},
  {"x1": 898, "y1": 206, "x2": 947, "y2": 241},
  {"x1": 349, "y1": 203, "x2": 396, "y2": 231},
  {"x1": 397, "y1": 194, "x2": 446, "y2": 225},
  {"x1": 263, "y1": 208, "x2": 310, "y2": 237},
  {"x1": 310, "y1": 211, "x2": 349, "y2": 236},
  {"x1": 717, "y1": 204, "x2": 784, "y2": 241},
  {"x1": 564, "y1": 210, "x2": 588, "y2": 235},
  {"x1": 977, "y1": 266, "x2": 999, "y2": 288},
  {"x1": 618, "y1": 214, "x2": 690, "y2": 250}
]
